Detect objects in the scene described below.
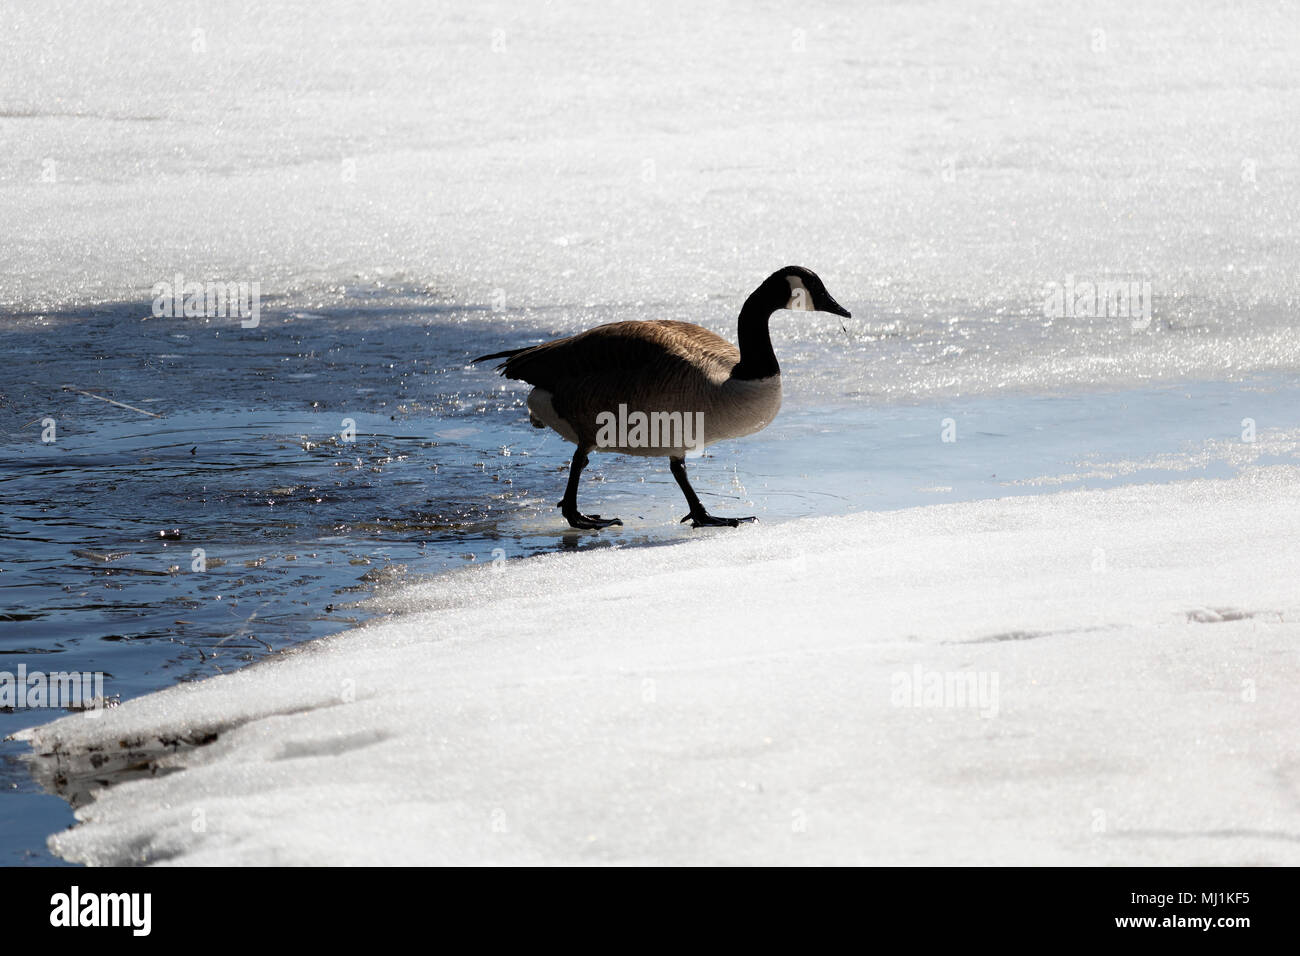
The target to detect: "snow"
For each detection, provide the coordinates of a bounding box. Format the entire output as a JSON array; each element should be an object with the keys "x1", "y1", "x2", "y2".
[{"x1": 18, "y1": 461, "x2": 1300, "y2": 865}]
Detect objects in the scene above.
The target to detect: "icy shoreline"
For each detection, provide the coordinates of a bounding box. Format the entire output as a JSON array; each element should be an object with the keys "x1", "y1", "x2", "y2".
[
  {"x1": 19, "y1": 465, "x2": 1300, "y2": 865},
  {"x1": 7, "y1": 0, "x2": 1300, "y2": 867}
]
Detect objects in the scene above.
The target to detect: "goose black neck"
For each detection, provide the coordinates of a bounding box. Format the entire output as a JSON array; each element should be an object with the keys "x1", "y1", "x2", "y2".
[{"x1": 731, "y1": 291, "x2": 780, "y2": 381}]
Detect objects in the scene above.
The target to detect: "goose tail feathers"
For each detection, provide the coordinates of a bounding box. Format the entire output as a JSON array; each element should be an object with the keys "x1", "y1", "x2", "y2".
[{"x1": 471, "y1": 346, "x2": 530, "y2": 365}]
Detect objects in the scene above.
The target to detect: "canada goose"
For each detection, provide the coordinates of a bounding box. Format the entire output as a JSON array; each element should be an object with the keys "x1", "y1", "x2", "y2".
[{"x1": 473, "y1": 266, "x2": 851, "y2": 530}]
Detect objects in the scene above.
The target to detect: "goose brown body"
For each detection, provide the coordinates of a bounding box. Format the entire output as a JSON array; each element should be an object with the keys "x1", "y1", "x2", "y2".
[{"x1": 492, "y1": 320, "x2": 780, "y2": 457}]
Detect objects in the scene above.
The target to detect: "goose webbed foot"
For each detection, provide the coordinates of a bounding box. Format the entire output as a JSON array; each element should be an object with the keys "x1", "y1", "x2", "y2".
[
  {"x1": 558, "y1": 446, "x2": 621, "y2": 530},
  {"x1": 680, "y1": 510, "x2": 755, "y2": 529},
  {"x1": 669, "y1": 457, "x2": 754, "y2": 529},
  {"x1": 560, "y1": 504, "x2": 623, "y2": 530}
]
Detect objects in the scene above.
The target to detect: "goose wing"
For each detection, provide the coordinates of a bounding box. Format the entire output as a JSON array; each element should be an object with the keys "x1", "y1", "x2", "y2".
[{"x1": 483, "y1": 320, "x2": 738, "y2": 390}]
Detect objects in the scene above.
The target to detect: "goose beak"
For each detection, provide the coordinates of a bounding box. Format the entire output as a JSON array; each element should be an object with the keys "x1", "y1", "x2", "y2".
[{"x1": 821, "y1": 298, "x2": 852, "y2": 319}]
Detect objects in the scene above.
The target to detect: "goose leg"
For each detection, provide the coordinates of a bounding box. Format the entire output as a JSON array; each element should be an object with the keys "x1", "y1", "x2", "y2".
[
  {"x1": 670, "y1": 456, "x2": 754, "y2": 528},
  {"x1": 558, "y1": 445, "x2": 622, "y2": 530}
]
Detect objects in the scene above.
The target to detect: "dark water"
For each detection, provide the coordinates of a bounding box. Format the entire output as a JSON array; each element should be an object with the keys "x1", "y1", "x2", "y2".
[
  {"x1": 0, "y1": 296, "x2": 522, "y2": 862},
  {"x1": 3, "y1": 295, "x2": 1297, "y2": 864}
]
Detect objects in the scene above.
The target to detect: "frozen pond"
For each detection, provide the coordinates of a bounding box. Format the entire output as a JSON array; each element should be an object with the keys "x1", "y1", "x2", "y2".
[{"x1": 2, "y1": 0, "x2": 1297, "y2": 863}]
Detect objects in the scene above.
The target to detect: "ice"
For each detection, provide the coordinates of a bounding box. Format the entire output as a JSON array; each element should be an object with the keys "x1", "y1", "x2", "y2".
[
  {"x1": 4, "y1": 0, "x2": 1299, "y2": 403},
  {"x1": 17, "y1": 459, "x2": 1300, "y2": 865}
]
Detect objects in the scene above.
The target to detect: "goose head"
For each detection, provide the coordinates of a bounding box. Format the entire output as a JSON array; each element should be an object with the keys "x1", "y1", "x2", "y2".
[{"x1": 758, "y1": 265, "x2": 852, "y2": 319}]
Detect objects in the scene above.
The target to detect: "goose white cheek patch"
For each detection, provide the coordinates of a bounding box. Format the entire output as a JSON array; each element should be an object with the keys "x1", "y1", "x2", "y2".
[{"x1": 786, "y1": 276, "x2": 814, "y2": 311}]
